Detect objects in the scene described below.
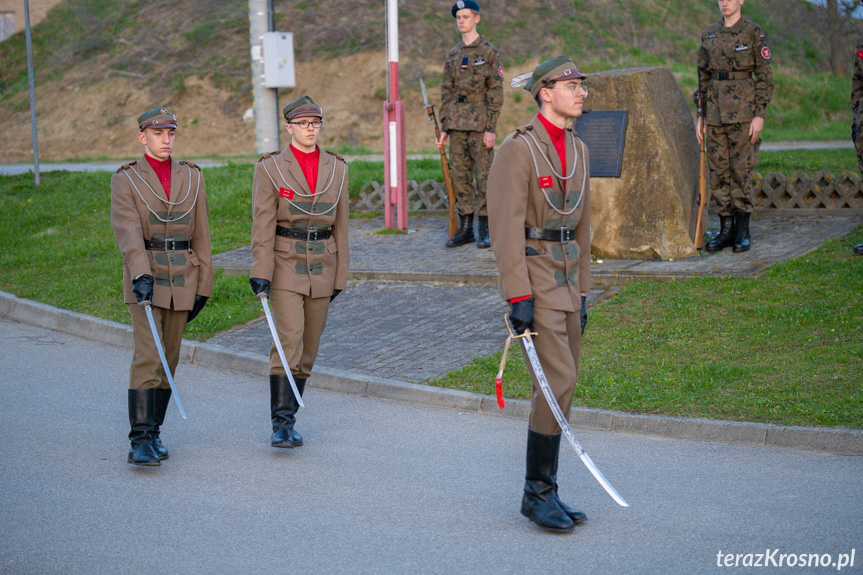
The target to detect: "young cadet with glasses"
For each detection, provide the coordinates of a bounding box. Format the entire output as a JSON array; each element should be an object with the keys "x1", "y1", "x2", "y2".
[
  {"x1": 695, "y1": 0, "x2": 773, "y2": 253},
  {"x1": 488, "y1": 57, "x2": 591, "y2": 533},
  {"x1": 249, "y1": 96, "x2": 350, "y2": 449},
  {"x1": 111, "y1": 107, "x2": 213, "y2": 466}
]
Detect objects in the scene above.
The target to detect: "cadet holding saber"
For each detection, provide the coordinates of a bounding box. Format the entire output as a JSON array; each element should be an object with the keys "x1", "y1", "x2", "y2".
[
  {"x1": 488, "y1": 57, "x2": 592, "y2": 532},
  {"x1": 249, "y1": 96, "x2": 349, "y2": 449},
  {"x1": 111, "y1": 107, "x2": 213, "y2": 467}
]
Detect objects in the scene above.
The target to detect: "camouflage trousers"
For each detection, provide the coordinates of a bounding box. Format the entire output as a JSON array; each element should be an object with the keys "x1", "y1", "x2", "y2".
[
  {"x1": 854, "y1": 118, "x2": 863, "y2": 174},
  {"x1": 448, "y1": 130, "x2": 494, "y2": 217},
  {"x1": 706, "y1": 122, "x2": 759, "y2": 216}
]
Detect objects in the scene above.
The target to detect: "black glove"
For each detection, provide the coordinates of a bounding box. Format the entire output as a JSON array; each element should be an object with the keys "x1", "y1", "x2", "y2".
[
  {"x1": 249, "y1": 278, "x2": 270, "y2": 297},
  {"x1": 330, "y1": 289, "x2": 341, "y2": 302},
  {"x1": 187, "y1": 295, "x2": 208, "y2": 323},
  {"x1": 509, "y1": 297, "x2": 535, "y2": 334},
  {"x1": 132, "y1": 274, "x2": 154, "y2": 304},
  {"x1": 580, "y1": 295, "x2": 588, "y2": 335}
]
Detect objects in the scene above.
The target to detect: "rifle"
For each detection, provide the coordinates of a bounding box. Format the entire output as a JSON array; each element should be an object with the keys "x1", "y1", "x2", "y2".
[
  {"x1": 420, "y1": 78, "x2": 458, "y2": 237},
  {"x1": 694, "y1": 92, "x2": 708, "y2": 250}
]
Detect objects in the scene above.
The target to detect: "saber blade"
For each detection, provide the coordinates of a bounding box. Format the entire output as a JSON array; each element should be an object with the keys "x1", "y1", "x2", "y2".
[
  {"x1": 258, "y1": 295, "x2": 305, "y2": 408},
  {"x1": 520, "y1": 332, "x2": 629, "y2": 507},
  {"x1": 143, "y1": 303, "x2": 187, "y2": 419}
]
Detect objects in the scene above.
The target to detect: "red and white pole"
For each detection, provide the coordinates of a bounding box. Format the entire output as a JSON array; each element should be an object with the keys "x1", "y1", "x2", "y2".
[{"x1": 383, "y1": 0, "x2": 408, "y2": 230}]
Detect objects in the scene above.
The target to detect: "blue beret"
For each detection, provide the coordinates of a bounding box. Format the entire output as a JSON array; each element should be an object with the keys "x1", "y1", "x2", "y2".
[{"x1": 451, "y1": 0, "x2": 480, "y2": 17}]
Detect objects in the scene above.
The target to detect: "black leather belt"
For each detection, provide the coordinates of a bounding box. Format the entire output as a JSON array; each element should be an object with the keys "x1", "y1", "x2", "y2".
[
  {"x1": 144, "y1": 238, "x2": 190, "y2": 252},
  {"x1": 715, "y1": 70, "x2": 751, "y2": 81},
  {"x1": 276, "y1": 225, "x2": 332, "y2": 241},
  {"x1": 526, "y1": 227, "x2": 575, "y2": 242}
]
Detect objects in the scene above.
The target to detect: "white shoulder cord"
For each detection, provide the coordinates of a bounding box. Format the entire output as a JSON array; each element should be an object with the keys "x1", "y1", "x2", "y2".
[
  {"x1": 128, "y1": 163, "x2": 192, "y2": 206},
  {"x1": 260, "y1": 155, "x2": 344, "y2": 217},
  {"x1": 520, "y1": 132, "x2": 587, "y2": 216},
  {"x1": 122, "y1": 163, "x2": 200, "y2": 223}
]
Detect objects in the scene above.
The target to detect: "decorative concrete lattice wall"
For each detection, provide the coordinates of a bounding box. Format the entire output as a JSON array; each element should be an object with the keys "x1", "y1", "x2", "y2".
[{"x1": 356, "y1": 172, "x2": 863, "y2": 215}]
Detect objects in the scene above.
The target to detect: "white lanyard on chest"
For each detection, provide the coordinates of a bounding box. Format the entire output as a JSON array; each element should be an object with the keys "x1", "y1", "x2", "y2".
[
  {"x1": 522, "y1": 130, "x2": 587, "y2": 216},
  {"x1": 261, "y1": 155, "x2": 344, "y2": 217},
  {"x1": 123, "y1": 163, "x2": 200, "y2": 223}
]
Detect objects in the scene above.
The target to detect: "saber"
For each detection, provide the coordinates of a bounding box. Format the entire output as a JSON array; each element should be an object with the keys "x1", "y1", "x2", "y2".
[
  {"x1": 518, "y1": 329, "x2": 629, "y2": 507},
  {"x1": 257, "y1": 294, "x2": 305, "y2": 408},
  {"x1": 141, "y1": 302, "x2": 187, "y2": 419}
]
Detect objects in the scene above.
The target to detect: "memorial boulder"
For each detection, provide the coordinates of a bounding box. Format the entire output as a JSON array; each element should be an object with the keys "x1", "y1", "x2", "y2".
[{"x1": 577, "y1": 66, "x2": 700, "y2": 260}]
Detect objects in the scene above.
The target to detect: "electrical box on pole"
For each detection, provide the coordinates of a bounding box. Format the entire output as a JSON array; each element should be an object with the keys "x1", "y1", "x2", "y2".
[{"x1": 263, "y1": 32, "x2": 295, "y2": 88}]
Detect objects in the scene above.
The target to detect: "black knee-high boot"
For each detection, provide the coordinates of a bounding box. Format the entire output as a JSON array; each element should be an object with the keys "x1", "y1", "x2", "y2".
[
  {"x1": 152, "y1": 388, "x2": 172, "y2": 460},
  {"x1": 521, "y1": 429, "x2": 576, "y2": 532},
  {"x1": 270, "y1": 375, "x2": 306, "y2": 448},
  {"x1": 128, "y1": 389, "x2": 160, "y2": 466}
]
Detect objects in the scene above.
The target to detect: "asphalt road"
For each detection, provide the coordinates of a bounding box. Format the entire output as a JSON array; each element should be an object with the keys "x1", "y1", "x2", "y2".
[{"x1": 1, "y1": 318, "x2": 861, "y2": 574}]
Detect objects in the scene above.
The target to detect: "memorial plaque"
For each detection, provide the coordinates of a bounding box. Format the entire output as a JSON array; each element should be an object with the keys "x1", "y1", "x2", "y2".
[{"x1": 575, "y1": 110, "x2": 628, "y2": 178}]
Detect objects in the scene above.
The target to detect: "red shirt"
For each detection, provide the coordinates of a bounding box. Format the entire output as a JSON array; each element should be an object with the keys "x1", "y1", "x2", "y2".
[
  {"x1": 538, "y1": 113, "x2": 566, "y2": 170},
  {"x1": 290, "y1": 144, "x2": 320, "y2": 194},
  {"x1": 145, "y1": 154, "x2": 171, "y2": 200}
]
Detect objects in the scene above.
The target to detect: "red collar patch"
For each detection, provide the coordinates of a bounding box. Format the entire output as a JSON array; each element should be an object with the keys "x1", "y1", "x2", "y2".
[
  {"x1": 279, "y1": 187, "x2": 294, "y2": 200},
  {"x1": 539, "y1": 176, "x2": 553, "y2": 189},
  {"x1": 760, "y1": 46, "x2": 771, "y2": 60}
]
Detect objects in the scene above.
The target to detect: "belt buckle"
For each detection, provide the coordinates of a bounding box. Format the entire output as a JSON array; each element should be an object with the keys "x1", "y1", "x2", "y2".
[
  {"x1": 717, "y1": 70, "x2": 729, "y2": 81},
  {"x1": 457, "y1": 95, "x2": 466, "y2": 103},
  {"x1": 560, "y1": 227, "x2": 573, "y2": 243},
  {"x1": 164, "y1": 237, "x2": 176, "y2": 253},
  {"x1": 306, "y1": 229, "x2": 318, "y2": 242}
]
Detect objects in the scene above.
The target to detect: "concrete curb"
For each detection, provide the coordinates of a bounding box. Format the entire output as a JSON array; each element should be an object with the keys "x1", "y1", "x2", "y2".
[{"x1": 2, "y1": 290, "x2": 861, "y2": 456}]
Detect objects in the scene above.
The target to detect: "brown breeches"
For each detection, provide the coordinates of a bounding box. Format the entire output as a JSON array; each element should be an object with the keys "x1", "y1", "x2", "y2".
[
  {"x1": 267, "y1": 289, "x2": 331, "y2": 378},
  {"x1": 127, "y1": 302, "x2": 187, "y2": 390}
]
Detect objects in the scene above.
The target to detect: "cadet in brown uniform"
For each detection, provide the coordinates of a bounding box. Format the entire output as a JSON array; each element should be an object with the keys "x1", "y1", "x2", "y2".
[
  {"x1": 695, "y1": 0, "x2": 773, "y2": 253},
  {"x1": 249, "y1": 96, "x2": 349, "y2": 448},
  {"x1": 111, "y1": 108, "x2": 214, "y2": 466},
  {"x1": 852, "y1": 32, "x2": 863, "y2": 255},
  {"x1": 437, "y1": 0, "x2": 504, "y2": 249},
  {"x1": 488, "y1": 57, "x2": 591, "y2": 533}
]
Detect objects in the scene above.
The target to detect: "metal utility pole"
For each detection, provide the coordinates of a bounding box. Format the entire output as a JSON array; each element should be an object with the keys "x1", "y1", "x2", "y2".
[
  {"x1": 249, "y1": 0, "x2": 280, "y2": 153},
  {"x1": 24, "y1": 0, "x2": 39, "y2": 186},
  {"x1": 383, "y1": 0, "x2": 407, "y2": 230}
]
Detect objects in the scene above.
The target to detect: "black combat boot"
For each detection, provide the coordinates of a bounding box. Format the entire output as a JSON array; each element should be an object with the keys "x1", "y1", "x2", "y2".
[
  {"x1": 705, "y1": 215, "x2": 736, "y2": 252},
  {"x1": 128, "y1": 389, "x2": 160, "y2": 466},
  {"x1": 152, "y1": 388, "x2": 172, "y2": 460},
  {"x1": 521, "y1": 429, "x2": 576, "y2": 532},
  {"x1": 855, "y1": 243, "x2": 863, "y2": 255},
  {"x1": 549, "y1": 433, "x2": 587, "y2": 525},
  {"x1": 270, "y1": 374, "x2": 306, "y2": 448},
  {"x1": 733, "y1": 211, "x2": 751, "y2": 253},
  {"x1": 445, "y1": 213, "x2": 475, "y2": 247},
  {"x1": 476, "y1": 215, "x2": 490, "y2": 249}
]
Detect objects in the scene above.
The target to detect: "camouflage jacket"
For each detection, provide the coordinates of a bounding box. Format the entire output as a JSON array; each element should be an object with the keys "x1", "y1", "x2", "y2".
[
  {"x1": 852, "y1": 35, "x2": 863, "y2": 117},
  {"x1": 696, "y1": 17, "x2": 773, "y2": 125},
  {"x1": 440, "y1": 35, "x2": 504, "y2": 133}
]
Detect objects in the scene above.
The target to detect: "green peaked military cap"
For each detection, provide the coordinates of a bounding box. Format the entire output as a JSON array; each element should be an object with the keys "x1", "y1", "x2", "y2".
[
  {"x1": 524, "y1": 56, "x2": 586, "y2": 98},
  {"x1": 451, "y1": 0, "x2": 480, "y2": 16},
  {"x1": 138, "y1": 107, "x2": 178, "y2": 131},
  {"x1": 283, "y1": 95, "x2": 323, "y2": 121}
]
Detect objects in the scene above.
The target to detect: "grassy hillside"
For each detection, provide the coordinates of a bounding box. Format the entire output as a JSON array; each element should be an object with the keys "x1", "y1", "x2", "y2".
[{"x1": 1, "y1": 0, "x2": 861, "y2": 159}]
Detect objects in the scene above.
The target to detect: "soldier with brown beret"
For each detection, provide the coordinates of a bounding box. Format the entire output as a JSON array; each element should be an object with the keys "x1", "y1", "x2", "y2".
[
  {"x1": 111, "y1": 107, "x2": 213, "y2": 466},
  {"x1": 437, "y1": 0, "x2": 504, "y2": 249},
  {"x1": 695, "y1": 0, "x2": 773, "y2": 253},
  {"x1": 249, "y1": 96, "x2": 350, "y2": 449},
  {"x1": 488, "y1": 56, "x2": 591, "y2": 533}
]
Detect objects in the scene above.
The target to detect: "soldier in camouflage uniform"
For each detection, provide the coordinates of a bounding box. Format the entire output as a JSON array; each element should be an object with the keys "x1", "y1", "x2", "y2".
[
  {"x1": 437, "y1": 0, "x2": 504, "y2": 249},
  {"x1": 695, "y1": 0, "x2": 773, "y2": 253},
  {"x1": 853, "y1": 30, "x2": 863, "y2": 255}
]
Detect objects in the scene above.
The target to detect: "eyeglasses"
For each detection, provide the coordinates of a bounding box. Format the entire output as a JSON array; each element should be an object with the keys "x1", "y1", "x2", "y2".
[
  {"x1": 554, "y1": 83, "x2": 588, "y2": 96},
  {"x1": 289, "y1": 120, "x2": 323, "y2": 129}
]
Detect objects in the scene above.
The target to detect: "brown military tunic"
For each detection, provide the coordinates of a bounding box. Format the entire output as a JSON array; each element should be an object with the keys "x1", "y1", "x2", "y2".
[
  {"x1": 696, "y1": 17, "x2": 773, "y2": 216},
  {"x1": 250, "y1": 147, "x2": 349, "y2": 378},
  {"x1": 440, "y1": 34, "x2": 504, "y2": 216},
  {"x1": 852, "y1": 34, "x2": 863, "y2": 174},
  {"x1": 487, "y1": 115, "x2": 591, "y2": 435},
  {"x1": 111, "y1": 156, "x2": 214, "y2": 389}
]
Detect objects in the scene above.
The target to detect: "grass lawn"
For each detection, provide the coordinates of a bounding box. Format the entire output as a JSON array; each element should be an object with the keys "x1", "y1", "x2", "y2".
[
  {"x1": 1, "y1": 154, "x2": 861, "y2": 428},
  {"x1": 430, "y1": 231, "x2": 863, "y2": 429}
]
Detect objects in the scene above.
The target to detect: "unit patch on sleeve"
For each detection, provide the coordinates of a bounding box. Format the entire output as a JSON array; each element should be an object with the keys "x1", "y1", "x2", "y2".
[{"x1": 760, "y1": 46, "x2": 771, "y2": 60}]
